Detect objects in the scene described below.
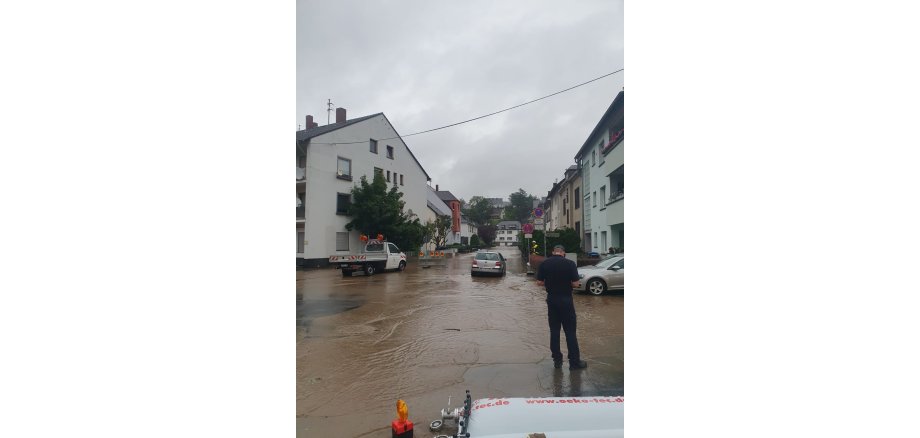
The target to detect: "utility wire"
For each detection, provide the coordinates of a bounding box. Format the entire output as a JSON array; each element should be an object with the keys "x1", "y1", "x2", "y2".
[{"x1": 305, "y1": 68, "x2": 623, "y2": 145}]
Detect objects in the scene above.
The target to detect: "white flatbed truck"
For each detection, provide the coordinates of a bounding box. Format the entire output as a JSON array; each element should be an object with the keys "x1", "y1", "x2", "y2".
[{"x1": 329, "y1": 239, "x2": 407, "y2": 277}]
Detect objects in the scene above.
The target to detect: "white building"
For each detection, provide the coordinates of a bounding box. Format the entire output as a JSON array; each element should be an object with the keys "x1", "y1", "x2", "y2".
[
  {"x1": 296, "y1": 109, "x2": 432, "y2": 266},
  {"x1": 495, "y1": 220, "x2": 522, "y2": 247},
  {"x1": 573, "y1": 91, "x2": 624, "y2": 254},
  {"x1": 459, "y1": 215, "x2": 478, "y2": 246}
]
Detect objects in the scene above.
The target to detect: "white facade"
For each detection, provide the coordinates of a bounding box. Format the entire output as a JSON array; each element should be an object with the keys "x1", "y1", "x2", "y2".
[
  {"x1": 460, "y1": 217, "x2": 478, "y2": 245},
  {"x1": 297, "y1": 113, "x2": 431, "y2": 262},
  {"x1": 495, "y1": 221, "x2": 521, "y2": 247}
]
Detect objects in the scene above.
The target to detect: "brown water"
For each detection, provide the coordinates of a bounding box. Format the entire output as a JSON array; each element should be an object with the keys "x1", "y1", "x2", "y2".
[{"x1": 296, "y1": 248, "x2": 623, "y2": 437}]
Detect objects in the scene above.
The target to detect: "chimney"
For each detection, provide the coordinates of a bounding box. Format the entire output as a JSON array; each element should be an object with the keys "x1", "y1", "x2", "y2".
[
  {"x1": 305, "y1": 115, "x2": 313, "y2": 129},
  {"x1": 336, "y1": 107, "x2": 346, "y2": 124},
  {"x1": 436, "y1": 184, "x2": 439, "y2": 192}
]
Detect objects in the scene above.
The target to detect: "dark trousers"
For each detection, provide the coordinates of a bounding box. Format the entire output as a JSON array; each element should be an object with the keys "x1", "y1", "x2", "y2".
[{"x1": 547, "y1": 296, "x2": 580, "y2": 362}]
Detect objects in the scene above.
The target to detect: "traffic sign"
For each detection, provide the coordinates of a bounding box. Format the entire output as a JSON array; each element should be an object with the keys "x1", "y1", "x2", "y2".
[
  {"x1": 533, "y1": 208, "x2": 544, "y2": 218},
  {"x1": 524, "y1": 233, "x2": 533, "y2": 239},
  {"x1": 534, "y1": 218, "x2": 544, "y2": 225},
  {"x1": 522, "y1": 223, "x2": 534, "y2": 234}
]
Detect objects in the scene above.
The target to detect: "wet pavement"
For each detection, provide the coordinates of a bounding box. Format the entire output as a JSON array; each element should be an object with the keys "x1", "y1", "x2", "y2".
[{"x1": 296, "y1": 248, "x2": 624, "y2": 437}]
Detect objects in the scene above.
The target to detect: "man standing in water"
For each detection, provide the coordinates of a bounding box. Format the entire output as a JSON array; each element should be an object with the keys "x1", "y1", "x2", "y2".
[{"x1": 536, "y1": 244, "x2": 588, "y2": 370}]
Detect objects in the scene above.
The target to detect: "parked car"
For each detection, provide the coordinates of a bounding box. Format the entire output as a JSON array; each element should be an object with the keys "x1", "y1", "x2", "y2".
[
  {"x1": 471, "y1": 251, "x2": 506, "y2": 277},
  {"x1": 574, "y1": 256, "x2": 624, "y2": 295}
]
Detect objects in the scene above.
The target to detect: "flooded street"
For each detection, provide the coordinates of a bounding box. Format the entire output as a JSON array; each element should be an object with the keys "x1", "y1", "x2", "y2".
[{"x1": 296, "y1": 248, "x2": 623, "y2": 437}]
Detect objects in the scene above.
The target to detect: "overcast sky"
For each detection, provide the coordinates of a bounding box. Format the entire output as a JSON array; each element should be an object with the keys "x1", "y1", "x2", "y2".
[{"x1": 297, "y1": 0, "x2": 624, "y2": 202}]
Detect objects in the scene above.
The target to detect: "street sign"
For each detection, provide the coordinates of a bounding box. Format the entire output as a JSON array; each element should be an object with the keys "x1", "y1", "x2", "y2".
[
  {"x1": 533, "y1": 208, "x2": 544, "y2": 218},
  {"x1": 534, "y1": 218, "x2": 544, "y2": 225},
  {"x1": 545, "y1": 232, "x2": 560, "y2": 237},
  {"x1": 524, "y1": 233, "x2": 533, "y2": 238},
  {"x1": 522, "y1": 223, "x2": 534, "y2": 234}
]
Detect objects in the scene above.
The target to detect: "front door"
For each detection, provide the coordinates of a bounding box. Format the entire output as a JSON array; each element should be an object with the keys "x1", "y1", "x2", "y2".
[{"x1": 387, "y1": 243, "x2": 401, "y2": 269}]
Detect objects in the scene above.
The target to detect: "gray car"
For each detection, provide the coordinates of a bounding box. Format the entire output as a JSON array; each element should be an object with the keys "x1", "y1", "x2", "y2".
[
  {"x1": 575, "y1": 255, "x2": 624, "y2": 295},
  {"x1": 471, "y1": 251, "x2": 506, "y2": 277}
]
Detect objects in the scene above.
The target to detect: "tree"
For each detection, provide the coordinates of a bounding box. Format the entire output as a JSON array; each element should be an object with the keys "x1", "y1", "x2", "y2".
[
  {"x1": 478, "y1": 224, "x2": 497, "y2": 246},
  {"x1": 517, "y1": 227, "x2": 582, "y2": 256},
  {"x1": 431, "y1": 215, "x2": 451, "y2": 248},
  {"x1": 463, "y1": 196, "x2": 493, "y2": 227},
  {"x1": 504, "y1": 189, "x2": 536, "y2": 223},
  {"x1": 470, "y1": 234, "x2": 481, "y2": 247},
  {"x1": 345, "y1": 172, "x2": 425, "y2": 251}
]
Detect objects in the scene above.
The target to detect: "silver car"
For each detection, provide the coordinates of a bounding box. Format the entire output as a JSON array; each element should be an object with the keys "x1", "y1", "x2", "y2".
[
  {"x1": 471, "y1": 251, "x2": 506, "y2": 277},
  {"x1": 575, "y1": 255, "x2": 624, "y2": 295}
]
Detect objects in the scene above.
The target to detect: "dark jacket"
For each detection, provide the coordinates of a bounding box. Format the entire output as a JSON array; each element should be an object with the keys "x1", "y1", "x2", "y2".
[{"x1": 536, "y1": 255, "x2": 580, "y2": 297}]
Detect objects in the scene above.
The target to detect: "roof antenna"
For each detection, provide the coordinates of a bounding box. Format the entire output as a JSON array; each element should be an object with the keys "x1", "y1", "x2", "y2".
[{"x1": 327, "y1": 99, "x2": 334, "y2": 125}]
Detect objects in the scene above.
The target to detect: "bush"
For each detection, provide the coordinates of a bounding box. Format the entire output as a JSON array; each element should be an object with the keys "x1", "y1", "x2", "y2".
[{"x1": 470, "y1": 234, "x2": 481, "y2": 247}]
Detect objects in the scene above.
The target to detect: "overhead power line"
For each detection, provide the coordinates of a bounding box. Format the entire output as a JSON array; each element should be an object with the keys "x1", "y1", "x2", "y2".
[{"x1": 305, "y1": 68, "x2": 624, "y2": 145}]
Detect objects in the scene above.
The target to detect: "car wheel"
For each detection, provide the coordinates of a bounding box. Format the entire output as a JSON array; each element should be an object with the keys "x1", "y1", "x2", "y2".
[
  {"x1": 365, "y1": 264, "x2": 376, "y2": 276},
  {"x1": 398, "y1": 261, "x2": 406, "y2": 272},
  {"x1": 471, "y1": 271, "x2": 477, "y2": 277},
  {"x1": 586, "y1": 278, "x2": 606, "y2": 296}
]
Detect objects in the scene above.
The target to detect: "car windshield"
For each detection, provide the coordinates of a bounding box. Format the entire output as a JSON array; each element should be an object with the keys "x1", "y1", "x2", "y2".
[
  {"x1": 475, "y1": 253, "x2": 500, "y2": 261},
  {"x1": 366, "y1": 243, "x2": 384, "y2": 252},
  {"x1": 593, "y1": 256, "x2": 622, "y2": 269}
]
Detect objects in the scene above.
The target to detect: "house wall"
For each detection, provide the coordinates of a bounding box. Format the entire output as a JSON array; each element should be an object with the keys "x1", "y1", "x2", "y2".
[{"x1": 300, "y1": 115, "x2": 429, "y2": 260}]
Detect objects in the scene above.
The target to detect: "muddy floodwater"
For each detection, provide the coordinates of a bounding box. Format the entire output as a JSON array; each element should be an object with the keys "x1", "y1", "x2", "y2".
[{"x1": 296, "y1": 248, "x2": 623, "y2": 437}]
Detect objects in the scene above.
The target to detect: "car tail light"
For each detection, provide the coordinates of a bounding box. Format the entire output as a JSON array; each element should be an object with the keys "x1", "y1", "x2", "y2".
[
  {"x1": 495, "y1": 261, "x2": 501, "y2": 267},
  {"x1": 472, "y1": 261, "x2": 478, "y2": 267}
]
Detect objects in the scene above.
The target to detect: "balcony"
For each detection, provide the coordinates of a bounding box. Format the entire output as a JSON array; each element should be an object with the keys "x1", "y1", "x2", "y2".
[
  {"x1": 296, "y1": 206, "x2": 305, "y2": 219},
  {"x1": 601, "y1": 129, "x2": 624, "y2": 154}
]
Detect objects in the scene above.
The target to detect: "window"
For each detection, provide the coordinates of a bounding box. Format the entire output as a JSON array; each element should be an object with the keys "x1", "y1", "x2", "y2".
[
  {"x1": 400, "y1": 174, "x2": 404, "y2": 186},
  {"x1": 574, "y1": 188, "x2": 580, "y2": 209},
  {"x1": 593, "y1": 191, "x2": 597, "y2": 207},
  {"x1": 600, "y1": 186, "x2": 606, "y2": 206},
  {"x1": 601, "y1": 231, "x2": 607, "y2": 250},
  {"x1": 387, "y1": 170, "x2": 391, "y2": 182},
  {"x1": 336, "y1": 193, "x2": 351, "y2": 214},
  {"x1": 336, "y1": 157, "x2": 352, "y2": 180},
  {"x1": 369, "y1": 139, "x2": 378, "y2": 154},
  {"x1": 613, "y1": 259, "x2": 624, "y2": 270},
  {"x1": 598, "y1": 140, "x2": 605, "y2": 162},
  {"x1": 591, "y1": 150, "x2": 596, "y2": 166},
  {"x1": 575, "y1": 222, "x2": 580, "y2": 237},
  {"x1": 297, "y1": 231, "x2": 305, "y2": 253},
  {"x1": 388, "y1": 243, "x2": 400, "y2": 253},
  {"x1": 374, "y1": 167, "x2": 383, "y2": 179},
  {"x1": 393, "y1": 174, "x2": 398, "y2": 186},
  {"x1": 609, "y1": 165, "x2": 624, "y2": 200},
  {"x1": 594, "y1": 232, "x2": 598, "y2": 248},
  {"x1": 386, "y1": 145, "x2": 394, "y2": 159},
  {"x1": 335, "y1": 232, "x2": 349, "y2": 251},
  {"x1": 297, "y1": 154, "x2": 306, "y2": 168}
]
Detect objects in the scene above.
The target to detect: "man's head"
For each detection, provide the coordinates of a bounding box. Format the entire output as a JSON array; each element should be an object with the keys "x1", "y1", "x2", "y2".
[{"x1": 552, "y1": 244, "x2": 565, "y2": 256}]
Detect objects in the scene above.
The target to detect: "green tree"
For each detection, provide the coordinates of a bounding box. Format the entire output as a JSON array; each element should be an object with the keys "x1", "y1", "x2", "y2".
[
  {"x1": 470, "y1": 234, "x2": 481, "y2": 247},
  {"x1": 519, "y1": 227, "x2": 582, "y2": 256},
  {"x1": 345, "y1": 173, "x2": 425, "y2": 251},
  {"x1": 431, "y1": 215, "x2": 451, "y2": 247},
  {"x1": 463, "y1": 196, "x2": 493, "y2": 227},
  {"x1": 478, "y1": 224, "x2": 497, "y2": 246},
  {"x1": 504, "y1": 189, "x2": 536, "y2": 223}
]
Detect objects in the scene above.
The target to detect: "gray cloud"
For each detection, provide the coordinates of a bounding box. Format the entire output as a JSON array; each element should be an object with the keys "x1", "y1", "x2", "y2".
[{"x1": 298, "y1": 0, "x2": 624, "y2": 201}]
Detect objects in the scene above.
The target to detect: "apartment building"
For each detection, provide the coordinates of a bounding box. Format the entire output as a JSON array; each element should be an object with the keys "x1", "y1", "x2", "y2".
[
  {"x1": 573, "y1": 91, "x2": 624, "y2": 253},
  {"x1": 296, "y1": 109, "x2": 431, "y2": 266}
]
